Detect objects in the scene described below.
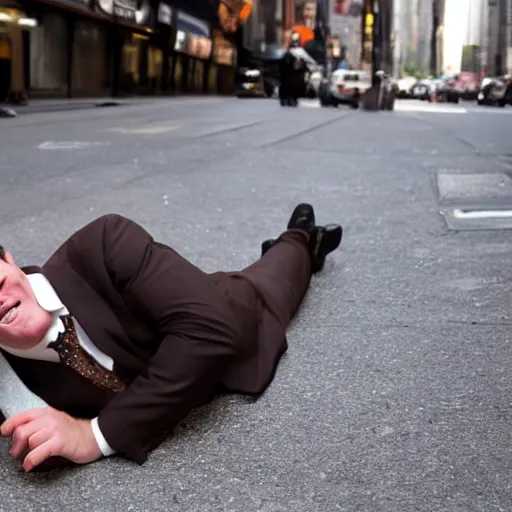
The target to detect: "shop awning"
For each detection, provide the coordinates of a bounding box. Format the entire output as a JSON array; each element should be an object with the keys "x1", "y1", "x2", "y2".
[
  {"x1": 162, "y1": 0, "x2": 219, "y2": 23},
  {"x1": 176, "y1": 10, "x2": 210, "y2": 37}
]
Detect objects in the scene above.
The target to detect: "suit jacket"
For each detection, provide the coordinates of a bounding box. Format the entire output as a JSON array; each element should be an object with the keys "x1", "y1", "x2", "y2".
[{"x1": 3, "y1": 214, "x2": 287, "y2": 463}]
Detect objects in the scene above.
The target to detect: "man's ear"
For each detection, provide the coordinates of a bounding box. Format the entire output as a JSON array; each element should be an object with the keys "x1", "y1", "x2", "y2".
[{"x1": 4, "y1": 251, "x2": 15, "y2": 265}]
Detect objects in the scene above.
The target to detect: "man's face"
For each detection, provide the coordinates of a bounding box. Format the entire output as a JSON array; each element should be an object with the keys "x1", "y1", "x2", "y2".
[
  {"x1": 335, "y1": 0, "x2": 351, "y2": 14},
  {"x1": 303, "y1": 2, "x2": 316, "y2": 20},
  {"x1": 0, "y1": 252, "x2": 51, "y2": 349}
]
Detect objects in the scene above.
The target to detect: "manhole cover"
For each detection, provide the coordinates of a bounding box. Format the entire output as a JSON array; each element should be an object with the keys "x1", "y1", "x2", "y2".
[{"x1": 437, "y1": 172, "x2": 512, "y2": 204}]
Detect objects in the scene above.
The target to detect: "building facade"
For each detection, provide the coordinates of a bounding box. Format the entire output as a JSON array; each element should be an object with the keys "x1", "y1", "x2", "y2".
[
  {"x1": 508, "y1": 0, "x2": 512, "y2": 72},
  {"x1": 458, "y1": 0, "x2": 487, "y2": 74},
  {"x1": 417, "y1": 0, "x2": 433, "y2": 74},
  {"x1": 0, "y1": 0, "x2": 241, "y2": 102},
  {"x1": 486, "y1": 0, "x2": 508, "y2": 75},
  {"x1": 431, "y1": 0, "x2": 446, "y2": 76},
  {"x1": 392, "y1": 0, "x2": 422, "y2": 76},
  {"x1": 329, "y1": 0, "x2": 363, "y2": 70}
]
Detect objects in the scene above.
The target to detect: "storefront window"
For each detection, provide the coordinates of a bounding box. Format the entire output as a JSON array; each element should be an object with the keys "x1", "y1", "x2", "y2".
[
  {"x1": 120, "y1": 32, "x2": 142, "y2": 94},
  {"x1": 208, "y1": 63, "x2": 217, "y2": 94},
  {"x1": 30, "y1": 13, "x2": 67, "y2": 94},
  {"x1": 72, "y1": 20, "x2": 109, "y2": 96},
  {"x1": 174, "y1": 54, "x2": 184, "y2": 92},
  {"x1": 187, "y1": 58, "x2": 195, "y2": 91},
  {"x1": 146, "y1": 46, "x2": 163, "y2": 91},
  {"x1": 0, "y1": 35, "x2": 11, "y2": 101},
  {"x1": 194, "y1": 60, "x2": 204, "y2": 92},
  {"x1": 164, "y1": 53, "x2": 174, "y2": 92}
]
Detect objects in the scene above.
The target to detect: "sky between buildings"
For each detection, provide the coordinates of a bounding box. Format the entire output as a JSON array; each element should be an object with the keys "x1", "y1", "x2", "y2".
[{"x1": 443, "y1": 0, "x2": 471, "y2": 74}]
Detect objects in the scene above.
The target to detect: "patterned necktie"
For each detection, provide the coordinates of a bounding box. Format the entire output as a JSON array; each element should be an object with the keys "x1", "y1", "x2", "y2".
[{"x1": 48, "y1": 315, "x2": 126, "y2": 393}]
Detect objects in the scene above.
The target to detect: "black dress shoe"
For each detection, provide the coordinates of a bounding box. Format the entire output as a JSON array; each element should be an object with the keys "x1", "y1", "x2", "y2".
[
  {"x1": 261, "y1": 239, "x2": 276, "y2": 256},
  {"x1": 310, "y1": 224, "x2": 343, "y2": 273},
  {"x1": 287, "y1": 203, "x2": 315, "y2": 234}
]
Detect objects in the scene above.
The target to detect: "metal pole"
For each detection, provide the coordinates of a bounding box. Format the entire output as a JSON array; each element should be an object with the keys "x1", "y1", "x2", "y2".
[
  {"x1": 315, "y1": 0, "x2": 330, "y2": 77},
  {"x1": 430, "y1": 0, "x2": 437, "y2": 76},
  {"x1": 282, "y1": 0, "x2": 294, "y2": 35},
  {"x1": 372, "y1": 0, "x2": 380, "y2": 86}
]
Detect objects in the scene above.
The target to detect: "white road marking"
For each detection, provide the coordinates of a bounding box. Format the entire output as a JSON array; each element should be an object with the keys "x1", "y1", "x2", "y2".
[
  {"x1": 300, "y1": 100, "x2": 321, "y2": 108},
  {"x1": 467, "y1": 107, "x2": 512, "y2": 115},
  {"x1": 109, "y1": 124, "x2": 178, "y2": 134},
  {"x1": 290, "y1": 99, "x2": 511, "y2": 115},
  {"x1": 453, "y1": 209, "x2": 512, "y2": 220},
  {"x1": 38, "y1": 141, "x2": 111, "y2": 150},
  {"x1": 300, "y1": 99, "x2": 472, "y2": 114},
  {"x1": 395, "y1": 103, "x2": 468, "y2": 114}
]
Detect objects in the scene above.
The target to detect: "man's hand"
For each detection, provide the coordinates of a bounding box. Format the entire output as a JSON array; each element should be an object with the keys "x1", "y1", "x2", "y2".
[{"x1": 0, "y1": 407, "x2": 102, "y2": 472}]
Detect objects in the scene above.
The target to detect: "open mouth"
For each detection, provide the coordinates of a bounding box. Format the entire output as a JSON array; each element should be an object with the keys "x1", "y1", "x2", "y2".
[{"x1": 0, "y1": 301, "x2": 20, "y2": 324}]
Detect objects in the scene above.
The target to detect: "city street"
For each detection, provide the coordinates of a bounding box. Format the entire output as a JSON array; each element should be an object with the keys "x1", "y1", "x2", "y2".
[{"x1": 0, "y1": 97, "x2": 511, "y2": 511}]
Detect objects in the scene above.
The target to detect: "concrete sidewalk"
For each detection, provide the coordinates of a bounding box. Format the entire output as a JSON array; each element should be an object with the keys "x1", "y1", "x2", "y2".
[
  {"x1": 1, "y1": 98, "x2": 129, "y2": 115},
  {"x1": 0, "y1": 95, "x2": 225, "y2": 115}
]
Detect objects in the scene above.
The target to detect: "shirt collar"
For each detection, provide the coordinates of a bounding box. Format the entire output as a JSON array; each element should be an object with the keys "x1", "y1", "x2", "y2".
[{"x1": 26, "y1": 273, "x2": 65, "y2": 313}]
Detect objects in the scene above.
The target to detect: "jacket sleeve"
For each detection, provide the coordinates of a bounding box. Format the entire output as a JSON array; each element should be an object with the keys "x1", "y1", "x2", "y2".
[{"x1": 71, "y1": 214, "x2": 240, "y2": 463}]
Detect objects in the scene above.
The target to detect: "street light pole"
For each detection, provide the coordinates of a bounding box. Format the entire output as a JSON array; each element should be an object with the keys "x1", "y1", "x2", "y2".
[
  {"x1": 372, "y1": 0, "x2": 380, "y2": 86},
  {"x1": 318, "y1": 0, "x2": 331, "y2": 77},
  {"x1": 282, "y1": 0, "x2": 294, "y2": 39}
]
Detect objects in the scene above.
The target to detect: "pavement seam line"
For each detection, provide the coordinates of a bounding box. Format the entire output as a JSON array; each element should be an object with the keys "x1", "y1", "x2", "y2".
[
  {"x1": 409, "y1": 112, "x2": 482, "y2": 154},
  {"x1": 262, "y1": 112, "x2": 356, "y2": 147},
  {"x1": 197, "y1": 120, "x2": 264, "y2": 138}
]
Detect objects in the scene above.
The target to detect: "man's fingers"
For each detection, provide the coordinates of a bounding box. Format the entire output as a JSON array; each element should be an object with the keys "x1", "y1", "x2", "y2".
[
  {"x1": 27, "y1": 427, "x2": 52, "y2": 452},
  {"x1": 23, "y1": 440, "x2": 57, "y2": 473},
  {"x1": 1, "y1": 408, "x2": 48, "y2": 436},
  {"x1": 9, "y1": 417, "x2": 49, "y2": 459}
]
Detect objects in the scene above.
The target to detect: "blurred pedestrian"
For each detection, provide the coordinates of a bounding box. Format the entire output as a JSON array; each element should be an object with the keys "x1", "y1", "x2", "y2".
[{"x1": 279, "y1": 32, "x2": 307, "y2": 107}]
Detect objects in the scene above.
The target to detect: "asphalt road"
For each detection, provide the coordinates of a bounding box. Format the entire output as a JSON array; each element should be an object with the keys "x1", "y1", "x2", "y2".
[{"x1": 0, "y1": 97, "x2": 511, "y2": 512}]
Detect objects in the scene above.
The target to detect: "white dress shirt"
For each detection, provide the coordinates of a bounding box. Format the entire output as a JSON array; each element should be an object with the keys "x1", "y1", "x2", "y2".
[{"x1": 0, "y1": 273, "x2": 115, "y2": 457}]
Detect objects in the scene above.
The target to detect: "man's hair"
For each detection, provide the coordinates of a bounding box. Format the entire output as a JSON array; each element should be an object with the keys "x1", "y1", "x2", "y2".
[{"x1": 0, "y1": 246, "x2": 5, "y2": 260}]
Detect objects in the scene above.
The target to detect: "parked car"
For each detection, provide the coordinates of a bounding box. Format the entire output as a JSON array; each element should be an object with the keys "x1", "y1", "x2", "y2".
[
  {"x1": 410, "y1": 79, "x2": 432, "y2": 100},
  {"x1": 396, "y1": 76, "x2": 417, "y2": 98},
  {"x1": 319, "y1": 69, "x2": 372, "y2": 108},
  {"x1": 235, "y1": 67, "x2": 267, "y2": 98},
  {"x1": 477, "y1": 76, "x2": 512, "y2": 107},
  {"x1": 453, "y1": 72, "x2": 480, "y2": 100},
  {"x1": 304, "y1": 69, "x2": 323, "y2": 98},
  {"x1": 430, "y1": 77, "x2": 459, "y2": 103}
]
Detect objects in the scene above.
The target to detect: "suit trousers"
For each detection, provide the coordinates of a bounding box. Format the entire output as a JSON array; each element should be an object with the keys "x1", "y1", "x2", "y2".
[{"x1": 240, "y1": 229, "x2": 311, "y2": 329}]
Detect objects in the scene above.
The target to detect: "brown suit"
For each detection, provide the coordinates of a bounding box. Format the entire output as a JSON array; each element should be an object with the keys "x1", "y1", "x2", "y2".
[{"x1": 3, "y1": 214, "x2": 311, "y2": 463}]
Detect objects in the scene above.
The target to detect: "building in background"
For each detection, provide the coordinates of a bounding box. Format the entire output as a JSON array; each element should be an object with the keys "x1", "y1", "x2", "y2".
[
  {"x1": 431, "y1": 0, "x2": 446, "y2": 76},
  {"x1": 329, "y1": 0, "x2": 363, "y2": 69},
  {"x1": 240, "y1": 0, "x2": 282, "y2": 57},
  {"x1": 443, "y1": 0, "x2": 469, "y2": 74},
  {"x1": 0, "y1": 0, "x2": 251, "y2": 102},
  {"x1": 392, "y1": 0, "x2": 423, "y2": 76},
  {"x1": 508, "y1": 0, "x2": 512, "y2": 73},
  {"x1": 0, "y1": 2, "x2": 38, "y2": 103},
  {"x1": 292, "y1": 0, "x2": 315, "y2": 47},
  {"x1": 392, "y1": 0, "x2": 404, "y2": 75},
  {"x1": 416, "y1": 0, "x2": 433, "y2": 74},
  {"x1": 441, "y1": 0, "x2": 510, "y2": 77},
  {"x1": 486, "y1": 0, "x2": 509, "y2": 76},
  {"x1": 457, "y1": 0, "x2": 487, "y2": 74},
  {"x1": 500, "y1": 0, "x2": 512, "y2": 74}
]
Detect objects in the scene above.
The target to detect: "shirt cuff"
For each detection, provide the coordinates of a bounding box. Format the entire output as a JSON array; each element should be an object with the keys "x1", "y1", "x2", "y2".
[{"x1": 91, "y1": 417, "x2": 116, "y2": 457}]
